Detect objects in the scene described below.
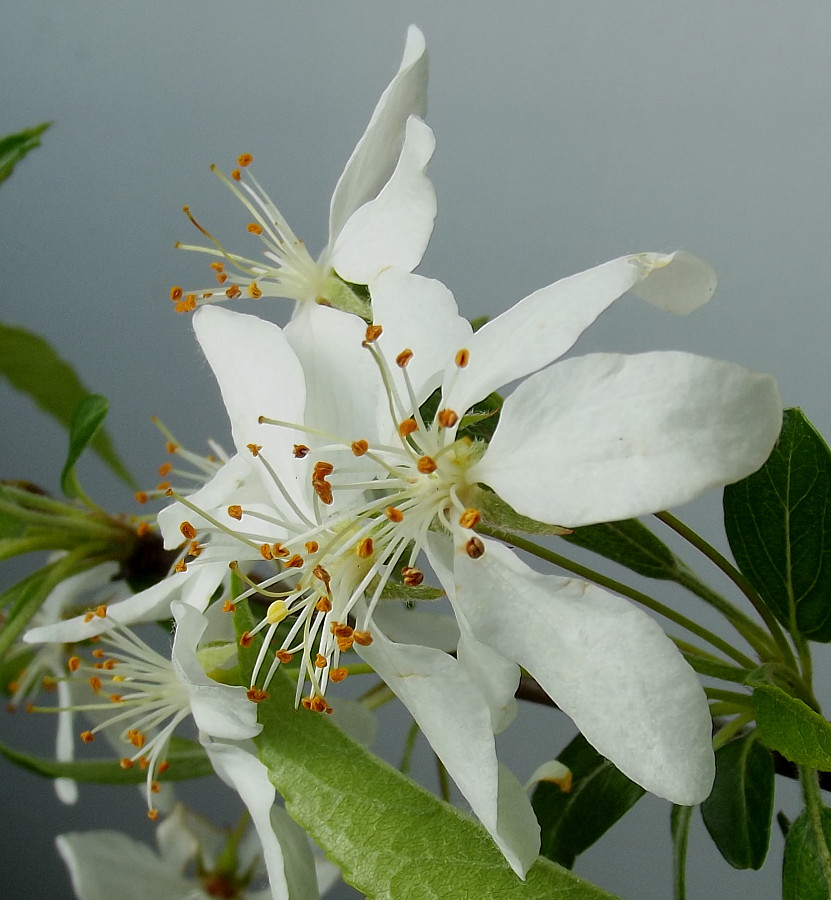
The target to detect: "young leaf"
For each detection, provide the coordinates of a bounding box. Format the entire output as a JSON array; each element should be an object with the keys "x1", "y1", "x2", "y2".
[
  {"x1": 724, "y1": 408, "x2": 831, "y2": 641},
  {"x1": 560, "y1": 518, "x2": 685, "y2": 581},
  {"x1": 532, "y1": 733, "x2": 645, "y2": 868},
  {"x1": 234, "y1": 604, "x2": 621, "y2": 900},
  {"x1": 783, "y1": 805, "x2": 831, "y2": 900},
  {"x1": 0, "y1": 122, "x2": 49, "y2": 185},
  {"x1": 752, "y1": 681, "x2": 831, "y2": 770},
  {"x1": 0, "y1": 323, "x2": 135, "y2": 488},
  {"x1": 0, "y1": 735, "x2": 213, "y2": 783},
  {"x1": 61, "y1": 395, "x2": 110, "y2": 498},
  {"x1": 700, "y1": 732, "x2": 774, "y2": 869}
]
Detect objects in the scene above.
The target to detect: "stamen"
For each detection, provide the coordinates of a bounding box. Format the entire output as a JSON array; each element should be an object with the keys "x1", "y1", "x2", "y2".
[
  {"x1": 465, "y1": 537, "x2": 485, "y2": 559},
  {"x1": 396, "y1": 348, "x2": 414, "y2": 368},
  {"x1": 455, "y1": 348, "x2": 471, "y2": 368},
  {"x1": 459, "y1": 508, "x2": 481, "y2": 529},
  {"x1": 437, "y1": 409, "x2": 459, "y2": 429}
]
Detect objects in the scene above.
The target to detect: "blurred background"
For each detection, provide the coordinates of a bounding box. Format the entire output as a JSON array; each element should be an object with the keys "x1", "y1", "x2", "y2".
[{"x1": 2, "y1": 2, "x2": 830, "y2": 897}]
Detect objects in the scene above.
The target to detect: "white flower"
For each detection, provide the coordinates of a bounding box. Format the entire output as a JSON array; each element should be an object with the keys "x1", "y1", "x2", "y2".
[
  {"x1": 57, "y1": 801, "x2": 335, "y2": 900},
  {"x1": 170, "y1": 25, "x2": 434, "y2": 320},
  {"x1": 136, "y1": 249, "x2": 780, "y2": 874}
]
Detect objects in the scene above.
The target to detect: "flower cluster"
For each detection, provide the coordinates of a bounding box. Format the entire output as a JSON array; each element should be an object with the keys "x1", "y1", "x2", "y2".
[{"x1": 23, "y1": 24, "x2": 783, "y2": 894}]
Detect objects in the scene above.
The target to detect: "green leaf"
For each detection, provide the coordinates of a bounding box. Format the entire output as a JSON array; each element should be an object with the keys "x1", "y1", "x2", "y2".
[
  {"x1": 474, "y1": 487, "x2": 573, "y2": 536},
  {"x1": 0, "y1": 735, "x2": 213, "y2": 783},
  {"x1": 560, "y1": 518, "x2": 685, "y2": 581},
  {"x1": 752, "y1": 681, "x2": 831, "y2": 770},
  {"x1": 61, "y1": 394, "x2": 110, "y2": 498},
  {"x1": 234, "y1": 603, "x2": 620, "y2": 900},
  {"x1": 532, "y1": 733, "x2": 645, "y2": 868},
  {"x1": 724, "y1": 408, "x2": 831, "y2": 641},
  {"x1": 701, "y1": 732, "x2": 774, "y2": 869},
  {"x1": 783, "y1": 806, "x2": 831, "y2": 900},
  {"x1": 0, "y1": 122, "x2": 49, "y2": 185},
  {"x1": 0, "y1": 323, "x2": 135, "y2": 488}
]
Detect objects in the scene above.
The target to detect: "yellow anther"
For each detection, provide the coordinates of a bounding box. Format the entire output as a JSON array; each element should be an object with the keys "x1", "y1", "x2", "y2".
[
  {"x1": 247, "y1": 282, "x2": 263, "y2": 299},
  {"x1": 265, "y1": 600, "x2": 289, "y2": 625},
  {"x1": 459, "y1": 508, "x2": 481, "y2": 529},
  {"x1": 247, "y1": 443, "x2": 262, "y2": 457}
]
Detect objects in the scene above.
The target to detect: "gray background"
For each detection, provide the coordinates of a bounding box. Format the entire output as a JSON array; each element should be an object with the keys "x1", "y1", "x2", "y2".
[{"x1": 2, "y1": 2, "x2": 830, "y2": 897}]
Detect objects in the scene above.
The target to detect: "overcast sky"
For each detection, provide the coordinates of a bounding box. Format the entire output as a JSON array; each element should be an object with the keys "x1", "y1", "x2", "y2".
[{"x1": 3, "y1": 3, "x2": 831, "y2": 898}]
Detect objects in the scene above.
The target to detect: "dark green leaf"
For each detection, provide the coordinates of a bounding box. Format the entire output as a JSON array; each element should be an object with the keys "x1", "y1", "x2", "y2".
[
  {"x1": 61, "y1": 395, "x2": 110, "y2": 498},
  {"x1": 0, "y1": 122, "x2": 49, "y2": 185},
  {"x1": 561, "y1": 518, "x2": 685, "y2": 580},
  {"x1": 701, "y1": 732, "x2": 774, "y2": 869},
  {"x1": 0, "y1": 735, "x2": 213, "y2": 783},
  {"x1": 0, "y1": 323, "x2": 135, "y2": 488},
  {"x1": 752, "y1": 681, "x2": 831, "y2": 770},
  {"x1": 724, "y1": 408, "x2": 831, "y2": 641},
  {"x1": 234, "y1": 603, "x2": 621, "y2": 900},
  {"x1": 783, "y1": 806, "x2": 831, "y2": 900},
  {"x1": 533, "y1": 733, "x2": 645, "y2": 868}
]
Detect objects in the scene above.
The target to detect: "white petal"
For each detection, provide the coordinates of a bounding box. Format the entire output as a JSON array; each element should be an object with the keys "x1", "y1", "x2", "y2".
[
  {"x1": 328, "y1": 26, "x2": 428, "y2": 244},
  {"x1": 193, "y1": 305, "x2": 309, "y2": 514},
  {"x1": 454, "y1": 539, "x2": 715, "y2": 804},
  {"x1": 474, "y1": 351, "x2": 782, "y2": 527},
  {"x1": 56, "y1": 831, "x2": 194, "y2": 900},
  {"x1": 155, "y1": 805, "x2": 201, "y2": 873},
  {"x1": 330, "y1": 117, "x2": 437, "y2": 285},
  {"x1": 370, "y1": 269, "x2": 472, "y2": 423},
  {"x1": 171, "y1": 602, "x2": 261, "y2": 741},
  {"x1": 443, "y1": 252, "x2": 715, "y2": 416},
  {"x1": 38, "y1": 562, "x2": 120, "y2": 622},
  {"x1": 370, "y1": 603, "x2": 460, "y2": 653},
  {"x1": 631, "y1": 250, "x2": 717, "y2": 314},
  {"x1": 269, "y1": 805, "x2": 322, "y2": 900},
  {"x1": 205, "y1": 743, "x2": 291, "y2": 900},
  {"x1": 55, "y1": 675, "x2": 79, "y2": 805},
  {"x1": 355, "y1": 623, "x2": 539, "y2": 876}
]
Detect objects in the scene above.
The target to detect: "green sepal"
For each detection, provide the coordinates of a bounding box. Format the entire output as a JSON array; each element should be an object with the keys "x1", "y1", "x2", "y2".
[
  {"x1": 319, "y1": 274, "x2": 371, "y2": 321},
  {"x1": 0, "y1": 122, "x2": 49, "y2": 185},
  {"x1": 233, "y1": 602, "x2": 621, "y2": 900},
  {"x1": 724, "y1": 407, "x2": 831, "y2": 641},
  {"x1": 474, "y1": 487, "x2": 573, "y2": 536},
  {"x1": 700, "y1": 732, "x2": 774, "y2": 869},
  {"x1": 532, "y1": 733, "x2": 645, "y2": 869},
  {"x1": 61, "y1": 394, "x2": 110, "y2": 499},
  {"x1": 783, "y1": 805, "x2": 831, "y2": 900},
  {"x1": 751, "y1": 679, "x2": 831, "y2": 770},
  {"x1": 0, "y1": 735, "x2": 213, "y2": 783},
  {"x1": 561, "y1": 517, "x2": 686, "y2": 581},
  {"x1": 0, "y1": 323, "x2": 135, "y2": 488}
]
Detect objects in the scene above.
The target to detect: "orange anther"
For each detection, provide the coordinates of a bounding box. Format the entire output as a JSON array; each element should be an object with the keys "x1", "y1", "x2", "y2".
[
  {"x1": 353, "y1": 630, "x2": 373, "y2": 647},
  {"x1": 88, "y1": 676, "x2": 102, "y2": 692},
  {"x1": 227, "y1": 505, "x2": 243, "y2": 520},
  {"x1": 173, "y1": 559, "x2": 188, "y2": 573},
  {"x1": 68, "y1": 656, "x2": 81, "y2": 672},
  {"x1": 275, "y1": 650, "x2": 294, "y2": 663},
  {"x1": 313, "y1": 461, "x2": 334, "y2": 478},
  {"x1": 260, "y1": 544, "x2": 274, "y2": 560},
  {"x1": 313, "y1": 565, "x2": 331, "y2": 585},
  {"x1": 188, "y1": 541, "x2": 202, "y2": 558},
  {"x1": 80, "y1": 730, "x2": 95, "y2": 744},
  {"x1": 330, "y1": 667, "x2": 349, "y2": 683},
  {"x1": 417, "y1": 456, "x2": 438, "y2": 474},
  {"x1": 165, "y1": 441, "x2": 178, "y2": 454},
  {"x1": 210, "y1": 262, "x2": 225, "y2": 272},
  {"x1": 157, "y1": 462, "x2": 172, "y2": 477},
  {"x1": 272, "y1": 543, "x2": 290, "y2": 558},
  {"x1": 170, "y1": 286, "x2": 183, "y2": 302},
  {"x1": 92, "y1": 648, "x2": 105, "y2": 658},
  {"x1": 83, "y1": 611, "x2": 94, "y2": 623},
  {"x1": 239, "y1": 632, "x2": 254, "y2": 648},
  {"x1": 136, "y1": 522, "x2": 150, "y2": 537},
  {"x1": 222, "y1": 599, "x2": 237, "y2": 613},
  {"x1": 396, "y1": 348, "x2": 414, "y2": 368},
  {"x1": 180, "y1": 521, "x2": 198, "y2": 540},
  {"x1": 231, "y1": 169, "x2": 241, "y2": 181},
  {"x1": 399, "y1": 418, "x2": 418, "y2": 437},
  {"x1": 237, "y1": 153, "x2": 253, "y2": 167},
  {"x1": 129, "y1": 730, "x2": 146, "y2": 749},
  {"x1": 247, "y1": 443, "x2": 262, "y2": 457},
  {"x1": 351, "y1": 439, "x2": 369, "y2": 456},
  {"x1": 314, "y1": 654, "x2": 328, "y2": 669},
  {"x1": 285, "y1": 554, "x2": 304, "y2": 569},
  {"x1": 305, "y1": 540, "x2": 319, "y2": 554},
  {"x1": 385, "y1": 506, "x2": 404, "y2": 523},
  {"x1": 134, "y1": 491, "x2": 149, "y2": 504},
  {"x1": 315, "y1": 596, "x2": 332, "y2": 612},
  {"x1": 247, "y1": 223, "x2": 263, "y2": 234},
  {"x1": 455, "y1": 348, "x2": 471, "y2": 368},
  {"x1": 313, "y1": 480, "x2": 333, "y2": 505},
  {"x1": 331, "y1": 623, "x2": 353, "y2": 638},
  {"x1": 364, "y1": 324, "x2": 383, "y2": 344},
  {"x1": 401, "y1": 566, "x2": 424, "y2": 586},
  {"x1": 157, "y1": 761, "x2": 170, "y2": 775},
  {"x1": 437, "y1": 408, "x2": 459, "y2": 428},
  {"x1": 465, "y1": 536, "x2": 485, "y2": 559},
  {"x1": 150, "y1": 781, "x2": 161, "y2": 794},
  {"x1": 156, "y1": 481, "x2": 171, "y2": 491},
  {"x1": 225, "y1": 284, "x2": 242, "y2": 300},
  {"x1": 109, "y1": 694, "x2": 123, "y2": 703},
  {"x1": 357, "y1": 538, "x2": 374, "y2": 558},
  {"x1": 293, "y1": 444, "x2": 310, "y2": 458},
  {"x1": 247, "y1": 282, "x2": 263, "y2": 299},
  {"x1": 459, "y1": 508, "x2": 481, "y2": 529},
  {"x1": 246, "y1": 687, "x2": 269, "y2": 703},
  {"x1": 216, "y1": 272, "x2": 228, "y2": 284},
  {"x1": 148, "y1": 808, "x2": 159, "y2": 822},
  {"x1": 119, "y1": 758, "x2": 134, "y2": 769}
]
